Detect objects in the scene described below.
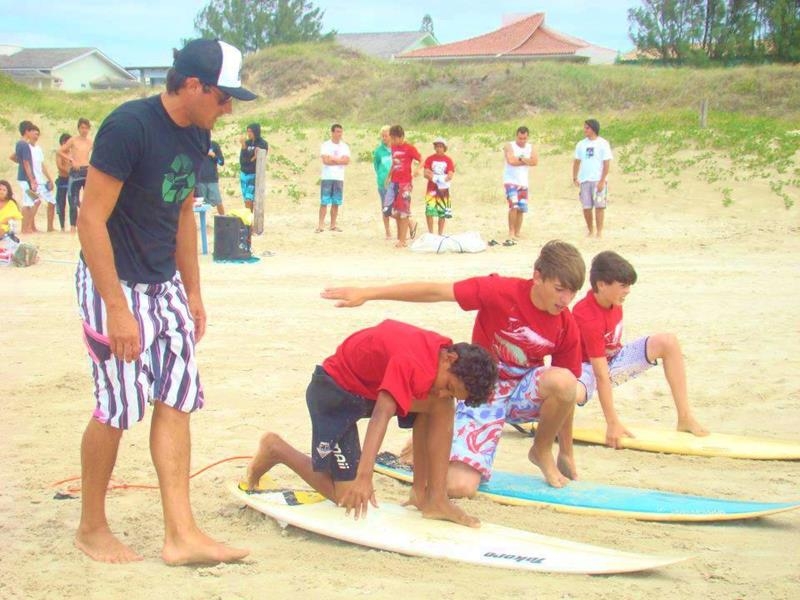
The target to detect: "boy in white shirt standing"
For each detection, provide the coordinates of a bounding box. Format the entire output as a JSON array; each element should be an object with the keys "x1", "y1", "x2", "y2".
[
  {"x1": 572, "y1": 118, "x2": 612, "y2": 238},
  {"x1": 317, "y1": 123, "x2": 350, "y2": 232}
]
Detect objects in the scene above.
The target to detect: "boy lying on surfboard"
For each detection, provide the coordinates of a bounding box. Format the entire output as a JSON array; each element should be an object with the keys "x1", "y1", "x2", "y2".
[
  {"x1": 246, "y1": 319, "x2": 496, "y2": 527},
  {"x1": 572, "y1": 251, "x2": 708, "y2": 448},
  {"x1": 321, "y1": 240, "x2": 587, "y2": 492}
]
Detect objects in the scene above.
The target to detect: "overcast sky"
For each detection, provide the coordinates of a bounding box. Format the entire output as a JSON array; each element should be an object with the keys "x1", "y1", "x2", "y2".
[{"x1": 0, "y1": 1, "x2": 635, "y2": 66}]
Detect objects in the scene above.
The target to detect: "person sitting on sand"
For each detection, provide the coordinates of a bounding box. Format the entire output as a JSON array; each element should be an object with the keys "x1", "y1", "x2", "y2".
[
  {"x1": 246, "y1": 319, "x2": 497, "y2": 527},
  {"x1": 321, "y1": 240, "x2": 586, "y2": 493},
  {"x1": 572, "y1": 250, "x2": 708, "y2": 448}
]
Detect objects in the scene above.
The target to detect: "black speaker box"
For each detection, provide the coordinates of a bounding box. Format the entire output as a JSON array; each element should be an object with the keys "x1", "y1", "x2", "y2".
[{"x1": 213, "y1": 215, "x2": 251, "y2": 260}]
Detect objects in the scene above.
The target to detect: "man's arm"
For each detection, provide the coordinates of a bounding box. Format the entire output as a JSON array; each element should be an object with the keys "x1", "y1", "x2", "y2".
[
  {"x1": 175, "y1": 194, "x2": 205, "y2": 342},
  {"x1": 589, "y1": 356, "x2": 632, "y2": 448},
  {"x1": 597, "y1": 159, "x2": 611, "y2": 192},
  {"x1": 337, "y1": 391, "x2": 396, "y2": 519},
  {"x1": 321, "y1": 281, "x2": 456, "y2": 307},
  {"x1": 503, "y1": 143, "x2": 521, "y2": 166},
  {"x1": 77, "y1": 167, "x2": 140, "y2": 361},
  {"x1": 572, "y1": 158, "x2": 581, "y2": 185},
  {"x1": 58, "y1": 138, "x2": 74, "y2": 163}
]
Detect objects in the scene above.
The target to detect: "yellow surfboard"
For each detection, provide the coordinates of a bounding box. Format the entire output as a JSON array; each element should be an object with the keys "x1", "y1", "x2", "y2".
[{"x1": 518, "y1": 423, "x2": 800, "y2": 459}]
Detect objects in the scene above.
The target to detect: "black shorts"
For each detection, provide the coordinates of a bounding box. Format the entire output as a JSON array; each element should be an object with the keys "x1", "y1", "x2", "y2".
[{"x1": 306, "y1": 365, "x2": 415, "y2": 481}]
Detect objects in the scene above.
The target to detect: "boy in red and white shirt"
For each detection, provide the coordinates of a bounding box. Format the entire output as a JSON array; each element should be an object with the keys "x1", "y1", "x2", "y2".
[
  {"x1": 423, "y1": 137, "x2": 455, "y2": 235},
  {"x1": 572, "y1": 251, "x2": 708, "y2": 449}
]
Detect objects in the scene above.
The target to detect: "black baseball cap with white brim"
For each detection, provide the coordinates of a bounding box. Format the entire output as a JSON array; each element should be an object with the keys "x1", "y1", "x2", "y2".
[{"x1": 173, "y1": 39, "x2": 257, "y2": 101}]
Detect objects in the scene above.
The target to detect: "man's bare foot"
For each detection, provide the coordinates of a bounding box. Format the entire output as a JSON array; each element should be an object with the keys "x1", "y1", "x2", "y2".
[
  {"x1": 421, "y1": 498, "x2": 480, "y2": 528},
  {"x1": 397, "y1": 438, "x2": 413, "y2": 466},
  {"x1": 677, "y1": 416, "x2": 709, "y2": 437},
  {"x1": 556, "y1": 453, "x2": 578, "y2": 481},
  {"x1": 162, "y1": 530, "x2": 249, "y2": 566},
  {"x1": 394, "y1": 241, "x2": 407, "y2": 248},
  {"x1": 528, "y1": 445, "x2": 568, "y2": 488},
  {"x1": 246, "y1": 432, "x2": 283, "y2": 489},
  {"x1": 75, "y1": 526, "x2": 143, "y2": 563}
]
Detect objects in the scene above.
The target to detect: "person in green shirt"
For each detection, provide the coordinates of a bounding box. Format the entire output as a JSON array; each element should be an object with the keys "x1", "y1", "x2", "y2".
[{"x1": 372, "y1": 125, "x2": 393, "y2": 240}]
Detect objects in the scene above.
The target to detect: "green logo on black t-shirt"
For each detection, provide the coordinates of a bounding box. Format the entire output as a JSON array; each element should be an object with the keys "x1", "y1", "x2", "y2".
[{"x1": 162, "y1": 154, "x2": 197, "y2": 203}]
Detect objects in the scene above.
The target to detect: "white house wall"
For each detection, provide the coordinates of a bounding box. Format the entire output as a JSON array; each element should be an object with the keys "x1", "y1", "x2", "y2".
[{"x1": 52, "y1": 53, "x2": 129, "y2": 91}]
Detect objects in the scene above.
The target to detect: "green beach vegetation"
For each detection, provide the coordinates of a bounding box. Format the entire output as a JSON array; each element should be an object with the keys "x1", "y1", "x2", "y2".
[{"x1": 2, "y1": 43, "x2": 797, "y2": 208}]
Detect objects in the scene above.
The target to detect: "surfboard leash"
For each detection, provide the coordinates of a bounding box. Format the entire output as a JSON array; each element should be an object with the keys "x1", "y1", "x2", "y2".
[{"x1": 50, "y1": 455, "x2": 254, "y2": 497}]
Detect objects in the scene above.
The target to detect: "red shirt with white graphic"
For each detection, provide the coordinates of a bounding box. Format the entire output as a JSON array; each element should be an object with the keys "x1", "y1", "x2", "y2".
[
  {"x1": 390, "y1": 143, "x2": 421, "y2": 184},
  {"x1": 572, "y1": 290, "x2": 624, "y2": 363},
  {"x1": 453, "y1": 274, "x2": 581, "y2": 381},
  {"x1": 322, "y1": 320, "x2": 449, "y2": 417},
  {"x1": 423, "y1": 154, "x2": 455, "y2": 193}
]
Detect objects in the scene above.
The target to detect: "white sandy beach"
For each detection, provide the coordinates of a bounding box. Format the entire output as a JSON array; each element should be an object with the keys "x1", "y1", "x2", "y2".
[{"x1": 1, "y1": 119, "x2": 799, "y2": 599}]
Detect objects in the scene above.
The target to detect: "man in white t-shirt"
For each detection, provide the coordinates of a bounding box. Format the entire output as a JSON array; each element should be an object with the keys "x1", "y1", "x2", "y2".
[
  {"x1": 28, "y1": 126, "x2": 56, "y2": 232},
  {"x1": 317, "y1": 123, "x2": 351, "y2": 232},
  {"x1": 502, "y1": 126, "x2": 538, "y2": 246},
  {"x1": 572, "y1": 119, "x2": 612, "y2": 238}
]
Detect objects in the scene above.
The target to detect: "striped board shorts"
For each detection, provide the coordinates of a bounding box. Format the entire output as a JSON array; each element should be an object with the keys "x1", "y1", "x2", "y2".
[{"x1": 75, "y1": 259, "x2": 204, "y2": 429}]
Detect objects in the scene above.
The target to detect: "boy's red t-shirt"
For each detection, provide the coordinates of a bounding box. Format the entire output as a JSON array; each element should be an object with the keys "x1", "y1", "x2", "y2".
[
  {"x1": 572, "y1": 290, "x2": 624, "y2": 363},
  {"x1": 423, "y1": 153, "x2": 455, "y2": 194},
  {"x1": 453, "y1": 274, "x2": 581, "y2": 381},
  {"x1": 390, "y1": 143, "x2": 421, "y2": 184},
  {"x1": 322, "y1": 320, "x2": 450, "y2": 416}
]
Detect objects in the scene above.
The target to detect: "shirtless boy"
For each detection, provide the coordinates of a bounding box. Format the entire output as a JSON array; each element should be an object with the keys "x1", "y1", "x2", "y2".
[{"x1": 59, "y1": 118, "x2": 93, "y2": 217}]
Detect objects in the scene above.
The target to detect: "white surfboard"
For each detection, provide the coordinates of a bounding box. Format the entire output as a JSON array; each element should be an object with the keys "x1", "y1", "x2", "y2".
[{"x1": 229, "y1": 480, "x2": 686, "y2": 574}]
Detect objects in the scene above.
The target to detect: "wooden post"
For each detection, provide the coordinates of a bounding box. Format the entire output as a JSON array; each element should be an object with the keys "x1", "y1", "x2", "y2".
[
  {"x1": 253, "y1": 148, "x2": 267, "y2": 235},
  {"x1": 699, "y1": 98, "x2": 709, "y2": 129}
]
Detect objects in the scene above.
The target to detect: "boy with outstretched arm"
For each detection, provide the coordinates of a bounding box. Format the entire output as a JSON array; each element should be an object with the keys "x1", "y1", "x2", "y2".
[
  {"x1": 322, "y1": 240, "x2": 586, "y2": 492},
  {"x1": 572, "y1": 251, "x2": 709, "y2": 448},
  {"x1": 246, "y1": 319, "x2": 497, "y2": 526}
]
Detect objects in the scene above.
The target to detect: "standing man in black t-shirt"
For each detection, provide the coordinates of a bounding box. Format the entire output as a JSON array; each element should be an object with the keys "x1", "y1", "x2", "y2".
[
  {"x1": 75, "y1": 39, "x2": 256, "y2": 565},
  {"x1": 238, "y1": 122, "x2": 267, "y2": 212},
  {"x1": 197, "y1": 139, "x2": 226, "y2": 214}
]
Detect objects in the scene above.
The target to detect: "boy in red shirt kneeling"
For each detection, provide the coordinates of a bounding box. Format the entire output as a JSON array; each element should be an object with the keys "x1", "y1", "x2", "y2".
[{"x1": 246, "y1": 320, "x2": 496, "y2": 527}]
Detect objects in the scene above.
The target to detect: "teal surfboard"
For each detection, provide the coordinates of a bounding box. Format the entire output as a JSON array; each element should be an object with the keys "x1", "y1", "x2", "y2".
[{"x1": 374, "y1": 452, "x2": 800, "y2": 522}]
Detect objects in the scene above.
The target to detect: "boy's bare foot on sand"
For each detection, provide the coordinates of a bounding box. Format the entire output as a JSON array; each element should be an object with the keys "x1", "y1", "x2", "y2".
[
  {"x1": 556, "y1": 453, "x2": 578, "y2": 481},
  {"x1": 528, "y1": 445, "x2": 568, "y2": 488},
  {"x1": 677, "y1": 416, "x2": 709, "y2": 437},
  {"x1": 75, "y1": 526, "x2": 143, "y2": 563},
  {"x1": 162, "y1": 530, "x2": 249, "y2": 566},
  {"x1": 246, "y1": 432, "x2": 284, "y2": 490}
]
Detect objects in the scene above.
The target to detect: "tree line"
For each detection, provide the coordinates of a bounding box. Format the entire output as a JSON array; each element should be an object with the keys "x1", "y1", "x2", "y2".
[{"x1": 629, "y1": 0, "x2": 800, "y2": 63}]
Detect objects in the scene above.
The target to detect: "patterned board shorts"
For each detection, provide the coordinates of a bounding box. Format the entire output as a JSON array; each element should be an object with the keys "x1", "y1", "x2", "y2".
[
  {"x1": 425, "y1": 188, "x2": 452, "y2": 218},
  {"x1": 320, "y1": 179, "x2": 344, "y2": 206},
  {"x1": 449, "y1": 365, "x2": 549, "y2": 481},
  {"x1": 384, "y1": 182, "x2": 413, "y2": 217},
  {"x1": 504, "y1": 184, "x2": 529, "y2": 213},
  {"x1": 578, "y1": 336, "x2": 656, "y2": 399},
  {"x1": 75, "y1": 260, "x2": 204, "y2": 430},
  {"x1": 579, "y1": 181, "x2": 608, "y2": 209}
]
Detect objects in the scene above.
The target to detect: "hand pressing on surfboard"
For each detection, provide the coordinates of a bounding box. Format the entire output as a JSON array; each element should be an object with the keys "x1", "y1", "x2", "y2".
[
  {"x1": 338, "y1": 473, "x2": 378, "y2": 520},
  {"x1": 606, "y1": 420, "x2": 635, "y2": 449}
]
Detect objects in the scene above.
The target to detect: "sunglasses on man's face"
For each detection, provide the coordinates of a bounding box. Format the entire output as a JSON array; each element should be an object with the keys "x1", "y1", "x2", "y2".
[{"x1": 202, "y1": 84, "x2": 232, "y2": 105}]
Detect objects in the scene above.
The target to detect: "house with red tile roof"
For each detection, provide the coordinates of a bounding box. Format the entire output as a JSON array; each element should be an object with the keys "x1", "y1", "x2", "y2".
[{"x1": 398, "y1": 13, "x2": 617, "y2": 65}]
